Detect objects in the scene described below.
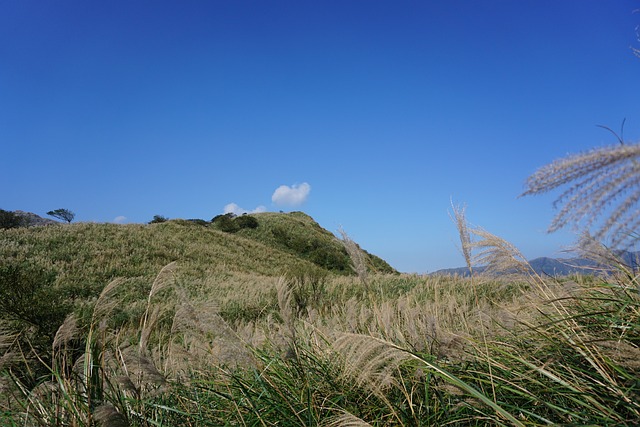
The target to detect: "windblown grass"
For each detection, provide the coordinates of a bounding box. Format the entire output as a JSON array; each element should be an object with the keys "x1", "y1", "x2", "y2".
[{"x1": 1, "y1": 219, "x2": 638, "y2": 425}]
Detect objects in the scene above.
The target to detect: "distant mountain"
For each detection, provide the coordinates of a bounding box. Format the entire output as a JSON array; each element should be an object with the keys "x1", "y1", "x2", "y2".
[
  {"x1": 13, "y1": 210, "x2": 60, "y2": 226},
  {"x1": 433, "y1": 252, "x2": 640, "y2": 277}
]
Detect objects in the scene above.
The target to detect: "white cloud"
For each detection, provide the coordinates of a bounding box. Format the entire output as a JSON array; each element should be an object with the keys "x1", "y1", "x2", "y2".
[
  {"x1": 113, "y1": 216, "x2": 127, "y2": 224},
  {"x1": 224, "y1": 203, "x2": 267, "y2": 216},
  {"x1": 271, "y1": 182, "x2": 311, "y2": 206}
]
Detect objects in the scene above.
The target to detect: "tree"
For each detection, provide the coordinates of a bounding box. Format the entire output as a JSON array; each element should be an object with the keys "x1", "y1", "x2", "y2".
[
  {"x1": 211, "y1": 213, "x2": 239, "y2": 232},
  {"x1": 47, "y1": 208, "x2": 75, "y2": 223},
  {"x1": 235, "y1": 215, "x2": 259, "y2": 230},
  {"x1": 0, "y1": 209, "x2": 25, "y2": 229},
  {"x1": 149, "y1": 215, "x2": 168, "y2": 224}
]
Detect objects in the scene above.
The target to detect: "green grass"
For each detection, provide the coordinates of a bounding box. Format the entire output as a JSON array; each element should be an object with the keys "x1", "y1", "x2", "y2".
[
  {"x1": 235, "y1": 211, "x2": 396, "y2": 274},
  {"x1": 1, "y1": 216, "x2": 638, "y2": 426}
]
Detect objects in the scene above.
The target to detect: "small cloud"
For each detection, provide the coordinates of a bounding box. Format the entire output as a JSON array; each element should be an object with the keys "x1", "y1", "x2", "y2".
[
  {"x1": 224, "y1": 203, "x2": 267, "y2": 216},
  {"x1": 113, "y1": 215, "x2": 127, "y2": 224},
  {"x1": 271, "y1": 182, "x2": 311, "y2": 206}
]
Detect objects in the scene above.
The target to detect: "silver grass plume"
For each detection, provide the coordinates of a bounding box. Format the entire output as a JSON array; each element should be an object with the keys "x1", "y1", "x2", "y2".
[
  {"x1": 92, "y1": 278, "x2": 126, "y2": 326},
  {"x1": 323, "y1": 411, "x2": 373, "y2": 427},
  {"x1": 522, "y1": 140, "x2": 640, "y2": 248},
  {"x1": 339, "y1": 228, "x2": 369, "y2": 288},
  {"x1": 332, "y1": 332, "x2": 524, "y2": 426},
  {"x1": 450, "y1": 200, "x2": 473, "y2": 275},
  {"x1": 333, "y1": 332, "x2": 410, "y2": 392},
  {"x1": 572, "y1": 231, "x2": 632, "y2": 274},
  {"x1": 140, "y1": 262, "x2": 177, "y2": 353},
  {"x1": 93, "y1": 403, "x2": 129, "y2": 427},
  {"x1": 470, "y1": 227, "x2": 532, "y2": 276},
  {"x1": 53, "y1": 314, "x2": 79, "y2": 351}
]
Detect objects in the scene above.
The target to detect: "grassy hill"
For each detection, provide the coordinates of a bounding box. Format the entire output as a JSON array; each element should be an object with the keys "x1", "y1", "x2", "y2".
[
  {"x1": 2, "y1": 211, "x2": 393, "y2": 279},
  {"x1": 220, "y1": 211, "x2": 395, "y2": 274},
  {"x1": 1, "y1": 212, "x2": 638, "y2": 426},
  {"x1": 0, "y1": 212, "x2": 395, "y2": 330}
]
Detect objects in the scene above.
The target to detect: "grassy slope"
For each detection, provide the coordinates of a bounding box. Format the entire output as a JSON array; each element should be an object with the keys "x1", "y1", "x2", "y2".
[
  {"x1": 2, "y1": 221, "x2": 313, "y2": 282},
  {"x1": 2, "y1": 217, "x2": 639, "y2": 425},
  {"x1": 234, "y1": 211, "x2": 396, "y2": 274},
  {"x1": 0, "y1": 213, "x2": 394, "y2": 313}
]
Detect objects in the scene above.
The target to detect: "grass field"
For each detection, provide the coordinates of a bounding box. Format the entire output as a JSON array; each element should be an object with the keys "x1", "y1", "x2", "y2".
[{"x1": 1, "y1": 214, "x2": 638, "y2": 426}]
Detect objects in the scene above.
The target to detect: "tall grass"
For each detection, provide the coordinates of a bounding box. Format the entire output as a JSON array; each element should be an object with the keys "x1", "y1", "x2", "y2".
[
  {"x1": 1, "y1": 220, "x2": 639, "y2": 425},
  {"x1": 3, "y1": 255, "x2": 636, "y2": 425}
]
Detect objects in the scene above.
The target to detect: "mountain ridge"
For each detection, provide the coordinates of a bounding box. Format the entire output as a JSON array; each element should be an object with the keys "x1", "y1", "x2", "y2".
[{"x1": 433, "y1": 252, "x2": 640, "y2": 276}]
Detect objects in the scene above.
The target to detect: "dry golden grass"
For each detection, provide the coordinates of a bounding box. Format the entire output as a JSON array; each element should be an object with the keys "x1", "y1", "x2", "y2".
[{"x1": 2, "y1": 214, "x2": 638, "y2": 425}]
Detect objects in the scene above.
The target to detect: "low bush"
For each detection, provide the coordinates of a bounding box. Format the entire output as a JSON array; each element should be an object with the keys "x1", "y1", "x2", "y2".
[
  {"x1": 212, "y1": 213, "x2": 259, "y2": 233},
  {"x1": 234, "y1": 214, "x2": 259, "y2": 229},
  {"x1": 284, "y1": 265, "x2": 329, "y2": 315},
  {"x1": 0, "y1": 209, "x2": 25, "y2": 229},
  {"x1": 211, "y1": 213, "x2": 239, "y2": 232},
  {"x1": 149, "y1": 214, "x2": 168, "y2": 224}
]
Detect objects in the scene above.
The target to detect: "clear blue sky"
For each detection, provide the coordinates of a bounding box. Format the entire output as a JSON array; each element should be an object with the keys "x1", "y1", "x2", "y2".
[{"x1": 2, "y1": 1, "x2": 640, "y2": 273}]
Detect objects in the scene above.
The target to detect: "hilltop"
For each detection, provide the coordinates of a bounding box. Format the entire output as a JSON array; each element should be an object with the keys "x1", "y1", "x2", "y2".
[
  {"x1": 220, "y1": 211, "x2": 394, "y2": 274},
  {"x1": 0, "y1": 211, "x2": 395, "y2": 300}
]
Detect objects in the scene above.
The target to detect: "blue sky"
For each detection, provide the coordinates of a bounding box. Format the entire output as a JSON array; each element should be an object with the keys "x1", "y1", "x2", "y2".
[{"x1": 2, "y1": 1, "x2": 640, "y2": 273}]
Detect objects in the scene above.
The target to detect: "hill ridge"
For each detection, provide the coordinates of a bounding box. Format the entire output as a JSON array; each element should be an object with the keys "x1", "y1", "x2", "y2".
[{"x1": 433, "y1": 252, "x2": 640, "y2": 276}]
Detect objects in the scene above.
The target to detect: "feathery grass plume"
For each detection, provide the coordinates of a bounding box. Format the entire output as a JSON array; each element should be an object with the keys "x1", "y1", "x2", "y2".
[
  {"x1": 276, "y1": 275, "x2": 301, "y2": 359},
  {"x1": 0, "y1": 326, "x2": 19, "y2": 371},
  {"x1": 147, "y1": 261, "x2": 177, "y2": 301},
  {"x1": 323, "y1": 411, "x2": 373, "y2": 427},
  {"x1": 339, "y1": 228, "x2": 369, "y2": 289},
  {"x1": 571, "y1": 231, "x2": 631, "y2": 275},
  {"x1": 522, "y1": 139, "x2": 640, "y2": 248},
  {"x1": 277, "y1": 275, "x2": 295, "y2": 327},
  {"x1": 93, "y1": 403, "x2": 129, "y2": 427},
  {"x1": 52, "y1": 314, "x2": 79, "y2": 351},
  {"x1": 166, "y1": 301, "x2": 202, "y2": 372},
  {"x1": 448, "y1": 207, "x2": 500, "y2": 401},
  {"x1": 332, "y1": 332, "x2": 524, "y2": 426},
  {"x1": 92, "y1": 278, "x2": 126, "y2": 326},
  {"x1": 51, "y1": 314, "x2": 80, "y2": 384},
  {"x1": 119, "y1": 346, "x2": 166, "y2": 394},
  {"x1": 470, "y1": 226, "x2": 533, "y2": 277},
  {"x1": 450, "y1": 200, "x2": 473, "y2": 275},
  {"x1": 139, "y1": 262, "x2": 177, "y2": 353}
]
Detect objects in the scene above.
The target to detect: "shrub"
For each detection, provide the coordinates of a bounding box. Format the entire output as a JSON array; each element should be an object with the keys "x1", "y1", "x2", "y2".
[
  {"x1": 212, "y1": 213, "x2": 259, "y2": 232},
  {"x1": 212, "y1": 213, "x2": 239, "y2": 232},
  {"x1": 0, "y1": 209, "x2": 25, "y2": 229},
  {"x1": 234, "y1": 214, "x2": 259, "y2": 230},
  {"x1": 149, "y1": 215, "x2": 169, "y2": 224},
  {"x1": 0, "y1": 261, "x2": 68, "y2": 337},
  {"x1": 0, "y1": 261, "x2": 72, "y2": 384},
  {"x1": 284, "y1": 265, "x2": 328, "y2": 315},
  {"x1": 186, "y1": 218, "x2": 209, "y2": 227}
]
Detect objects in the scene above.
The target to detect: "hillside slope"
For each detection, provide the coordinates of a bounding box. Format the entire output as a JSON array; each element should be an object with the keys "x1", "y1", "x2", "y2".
[
  {"x1": 230, "y1": 211, "x2": 395, "y2": 274},
  {"x1": 1, "y1": 212, "x2": 395, "y2": 300}
]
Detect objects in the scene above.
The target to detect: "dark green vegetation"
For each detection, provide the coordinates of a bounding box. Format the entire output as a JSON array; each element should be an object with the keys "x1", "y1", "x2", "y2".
[
  {"x1": 148, "y1": 214, "x2": 168, "y2": 224},
  {"x1": 213, "y1": 211, "x2": 395, "y2": 274},
  {"x1": 0, "y1": 211, "x2": 638, "y2": 426},
  {"x1": 46, "y1": 208, "x2": 75, "y2": 224},
  {"x1": 0, "y1": 213, "x2": 394, "y2": 367},
  {"x1": 0, "y1": 209, "x2": 25, "y2": 229}
]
